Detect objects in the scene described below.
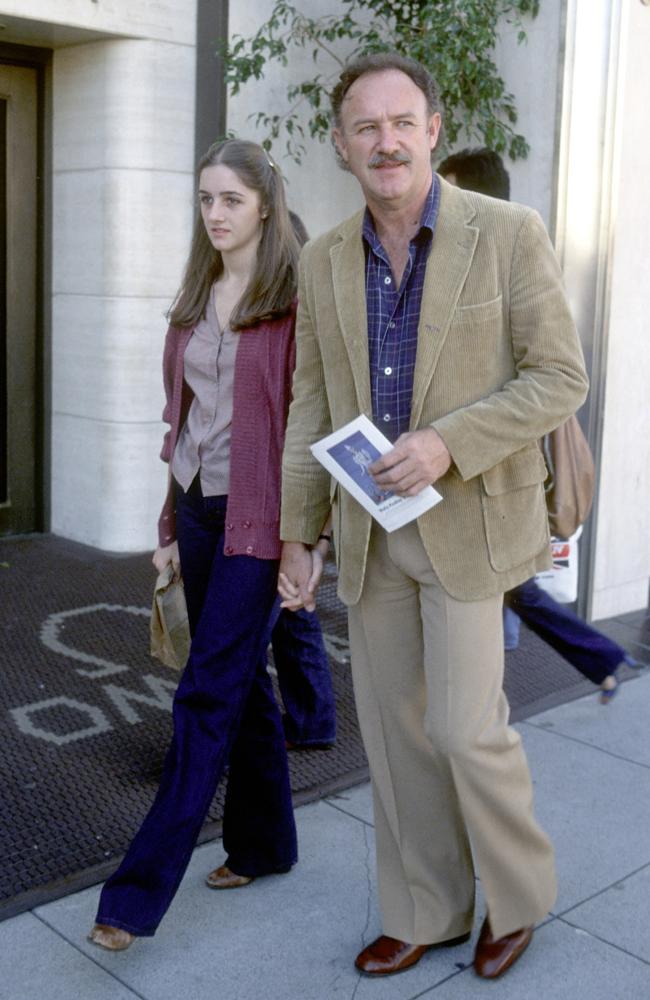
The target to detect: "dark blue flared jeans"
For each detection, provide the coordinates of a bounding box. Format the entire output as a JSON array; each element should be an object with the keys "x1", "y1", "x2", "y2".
[
  {"x1": 95, "y1": 490, "x2": 297, "y2": 937},
  {"x1": 505, "y1": 577, "x2": 627, "y2": 684}
]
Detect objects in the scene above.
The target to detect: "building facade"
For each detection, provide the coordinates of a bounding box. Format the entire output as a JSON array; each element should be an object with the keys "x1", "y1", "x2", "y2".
[{"x1": 0, "y1": 0, "x2": 647, "y2": 618}]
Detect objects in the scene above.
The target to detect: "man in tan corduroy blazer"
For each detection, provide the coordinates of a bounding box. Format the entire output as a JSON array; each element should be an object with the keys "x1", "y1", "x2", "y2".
[{"x1": 279, "y1": 53, "x2": 588, "y2": 981}]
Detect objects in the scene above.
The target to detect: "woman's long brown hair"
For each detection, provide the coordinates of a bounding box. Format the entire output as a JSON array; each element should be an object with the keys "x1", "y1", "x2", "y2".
[{"x1": 169, "y1": 139, "x2": 300, "y2": 330}]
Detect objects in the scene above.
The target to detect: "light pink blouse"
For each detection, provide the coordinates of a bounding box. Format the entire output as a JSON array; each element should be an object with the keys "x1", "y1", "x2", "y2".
[{"x1": 172, "y1": 286, "x2": 238, "y2": 495}]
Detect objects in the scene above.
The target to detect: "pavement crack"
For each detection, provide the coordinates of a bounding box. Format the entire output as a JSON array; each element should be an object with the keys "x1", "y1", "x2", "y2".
[
  {"x1": 324, "y1": 796, "x2": 374, "y2": 829},
  {"x1": 555, "y1": 859, "x2": 650, "y2": 920},
  {"x1": 556, "y1": 914, "x2": 650, "y2": 967},
  {"x1": 521, "y1": 719, "x2": 650, "y2": 772},
  {"x1": 32, "y1": 912, "x2": 148, "y2": 1000}
]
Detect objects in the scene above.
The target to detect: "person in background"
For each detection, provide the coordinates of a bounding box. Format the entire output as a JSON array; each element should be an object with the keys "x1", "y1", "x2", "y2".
[
  {"x1": 88, "y1": 138, "x2": 329, "y2": 952},
  {"x1": 279, "y1": 53, "x2": 588, "y2": 981},
  {"x1": 438, "y1": 146, "x2": 636, "y2": 704},
  {"x1": 436, "y1": 146, "x2": 510, "y2": 199}
]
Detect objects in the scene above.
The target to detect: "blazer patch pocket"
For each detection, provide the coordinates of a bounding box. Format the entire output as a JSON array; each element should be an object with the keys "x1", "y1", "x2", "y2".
[
  {"x1": 480, "y1": 447, "x2": 550, "y2": 573},
  {"x1": 481, "y1": 446, "x2": 547, "y2": 495}
]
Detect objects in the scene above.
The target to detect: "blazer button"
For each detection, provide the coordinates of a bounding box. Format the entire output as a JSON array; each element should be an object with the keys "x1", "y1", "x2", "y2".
[
  {"x1": 245, "y1": 545, "x2": 253, "y2": 554},
  {"x1": 225, "y1": 545, "x2": 234, "y2": 554}
]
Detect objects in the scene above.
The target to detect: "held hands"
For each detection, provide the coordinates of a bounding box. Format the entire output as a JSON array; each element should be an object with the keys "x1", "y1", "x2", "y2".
[
  {"x1": 369, "y1": 427, "x2": 452, "y2": 496},
  {"x1": 152, "y1": 541, "x2": 181, "y2": 581},
  {"x1": 278, "y1": 540, "x2": 327, "y2": 612}
]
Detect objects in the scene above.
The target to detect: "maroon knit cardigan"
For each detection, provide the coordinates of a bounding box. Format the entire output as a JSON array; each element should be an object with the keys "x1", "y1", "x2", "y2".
[{"x1": 157, "y1": 304, "x2": 296, "y2": 559}]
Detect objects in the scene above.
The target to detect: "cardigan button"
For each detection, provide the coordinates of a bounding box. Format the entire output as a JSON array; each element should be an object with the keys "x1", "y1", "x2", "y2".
[
  {"x1": 225, "y1": 545, "x2": 234, "y2": 554},
  {"x1": 245, "y1": 545, "x2": 253, "y2": 554},
  {"x1": 243, "y1": 520, "x2": 252, "y2": 529},
  {"x1": 226, "y1": 523, "x2": 233, "y2": 531}
]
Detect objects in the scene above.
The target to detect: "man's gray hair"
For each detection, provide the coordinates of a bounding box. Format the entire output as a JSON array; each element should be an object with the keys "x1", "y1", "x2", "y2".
[{"x1": 330, "y1": 52, "x2": 443, "y2": 130}]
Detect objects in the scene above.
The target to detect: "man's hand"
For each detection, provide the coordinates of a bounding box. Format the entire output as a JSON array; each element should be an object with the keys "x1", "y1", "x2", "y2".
[
  {"x1": 278, "y1": 541, "x2": 324, "y2": 612},
  {"x1": 369, "y1": 427, "x2": 452, "y2": 496}
]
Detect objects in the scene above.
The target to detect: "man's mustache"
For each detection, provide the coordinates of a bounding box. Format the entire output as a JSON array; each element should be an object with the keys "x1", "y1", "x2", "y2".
[{"x1": 368, "y1": 152, "x2": 411, "y2": 168}]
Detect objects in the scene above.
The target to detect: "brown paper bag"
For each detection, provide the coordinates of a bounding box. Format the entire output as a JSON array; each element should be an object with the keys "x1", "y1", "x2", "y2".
[{"x1": 150, "y1": 564, "x2": 190, "y2": 671}]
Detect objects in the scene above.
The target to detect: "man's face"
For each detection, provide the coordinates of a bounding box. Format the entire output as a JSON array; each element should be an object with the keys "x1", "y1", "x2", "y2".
[{"x1": 333, "y1": 69, "x2": 441, "y2": 210}]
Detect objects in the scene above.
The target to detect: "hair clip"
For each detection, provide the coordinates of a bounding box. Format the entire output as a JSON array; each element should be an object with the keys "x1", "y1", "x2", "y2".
[{"x1": 264, "y1": 150, "x2": 276, "y2": 170}]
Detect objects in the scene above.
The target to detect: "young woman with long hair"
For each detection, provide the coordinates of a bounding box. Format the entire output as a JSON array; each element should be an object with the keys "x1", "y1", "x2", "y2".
[{"x1": 88, "y1": 138, "x2": 330, "y2": 950}]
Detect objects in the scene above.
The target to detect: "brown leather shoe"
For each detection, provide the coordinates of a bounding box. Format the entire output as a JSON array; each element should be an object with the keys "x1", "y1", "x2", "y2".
[
  {"x1": 355, "y1": 932, "x2": 470, "y2": 976},
  {"x1": 205, "y1": 865, "x2": 254, "y2": 889},
  {"x1": 473, "y1": 918, "x2": 533, "y2": 978}
]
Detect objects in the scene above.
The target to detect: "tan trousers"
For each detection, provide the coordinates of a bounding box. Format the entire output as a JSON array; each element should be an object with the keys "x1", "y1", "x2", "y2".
[{"x1": 347, "y1": 521, "x2": 556, "y2": 944}]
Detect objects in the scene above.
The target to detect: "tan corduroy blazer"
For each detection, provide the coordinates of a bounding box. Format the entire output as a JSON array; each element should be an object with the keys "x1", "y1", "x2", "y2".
[{"x1": 280, "y1": 177, "x2": 589, "y2": 605}]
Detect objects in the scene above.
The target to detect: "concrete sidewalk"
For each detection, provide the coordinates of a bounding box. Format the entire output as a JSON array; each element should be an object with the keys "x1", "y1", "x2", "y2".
[{"x1": 2, "y1": 673, "x2": 650, "y2": 1000}]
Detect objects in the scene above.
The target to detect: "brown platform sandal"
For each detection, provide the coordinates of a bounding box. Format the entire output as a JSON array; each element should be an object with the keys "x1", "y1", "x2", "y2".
[
  {"x1": 88, "y1": 923, "x2": 136, "y2": 951},
  {"x1": 205, "y1": 864, "x2": 254, "y2": 889}
]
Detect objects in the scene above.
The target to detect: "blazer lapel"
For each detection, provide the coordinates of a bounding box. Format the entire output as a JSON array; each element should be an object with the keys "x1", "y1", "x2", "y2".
[
  {"x1": 329, "y1": 213, "x2": 373, "y2": 417},
  {"x1": 410, "y1": 184, "x2": 479, "y2": 428}
]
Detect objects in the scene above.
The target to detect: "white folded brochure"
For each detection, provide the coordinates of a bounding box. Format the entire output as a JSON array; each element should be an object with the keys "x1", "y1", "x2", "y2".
[{"x1": 310, "y1": 414, "x2": 442, "y2": 533}]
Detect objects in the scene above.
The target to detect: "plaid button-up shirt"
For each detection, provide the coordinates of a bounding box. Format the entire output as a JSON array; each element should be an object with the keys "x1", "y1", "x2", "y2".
[{"x1": 363, "y1": 176, "x2": 440, "y2": 442}]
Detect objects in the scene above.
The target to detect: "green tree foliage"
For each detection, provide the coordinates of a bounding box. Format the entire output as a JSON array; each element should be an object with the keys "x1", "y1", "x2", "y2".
[{"x1": 225, "y1": 0, "x2": 540, "y2": 163}]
